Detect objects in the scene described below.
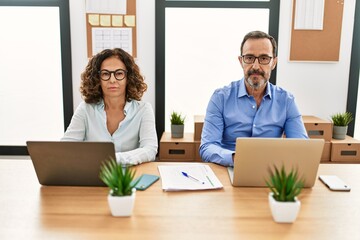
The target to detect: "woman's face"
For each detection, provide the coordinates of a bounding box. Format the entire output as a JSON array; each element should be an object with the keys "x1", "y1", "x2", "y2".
[{"x1": 99, "y1": 56, "x2": 127, "y2": 100}]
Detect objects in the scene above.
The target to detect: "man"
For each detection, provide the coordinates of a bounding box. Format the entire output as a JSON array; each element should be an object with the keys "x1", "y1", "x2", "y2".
[{"x1": 199, "y1": 30, "x2": 308, "y2": 167}]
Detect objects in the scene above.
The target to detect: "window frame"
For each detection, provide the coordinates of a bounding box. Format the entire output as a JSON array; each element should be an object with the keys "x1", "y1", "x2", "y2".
[{"x1": 347, "y1": 1, "x2": 360, "y2": 137}]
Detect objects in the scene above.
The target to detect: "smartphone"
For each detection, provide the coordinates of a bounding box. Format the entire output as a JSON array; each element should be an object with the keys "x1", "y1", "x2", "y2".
[
  {"x1": 133, "y1": 174, "x2": 160, "y2": 191},
  {"x1": 319, "y1": 175, "x2": 351, "y2": 192}
]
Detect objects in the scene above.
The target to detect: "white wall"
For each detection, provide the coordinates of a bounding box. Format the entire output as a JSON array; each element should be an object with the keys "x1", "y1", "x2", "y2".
[
  {"x1": 69, "y1": 0, "x2": 156, "y2": 111},
  {"x1": 277, "y1": 0, "x2": 356, "y2": 122},
  {"x1": 69, "y1": 0, "x2": 356, "y2": 131}
]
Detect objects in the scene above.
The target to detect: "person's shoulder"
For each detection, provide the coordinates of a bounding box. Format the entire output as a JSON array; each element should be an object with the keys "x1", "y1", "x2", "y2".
[
  {"x1": 269, "y1": 83, "x2": 295, "y2": 101},
  {"x1": 127, "y1": 100, "x2": 153, "y2": 111},
  {"x1": 213, "y1": 79, "x2": 241, "y2": 96},
  {"x1": 77, "y1": 100, "x2": 103, "y2": 111}
]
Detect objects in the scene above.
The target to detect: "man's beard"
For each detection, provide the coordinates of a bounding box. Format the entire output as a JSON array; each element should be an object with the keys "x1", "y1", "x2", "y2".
[{"x1": 245, "y1": 69, "x2": 268, "y2": 90}]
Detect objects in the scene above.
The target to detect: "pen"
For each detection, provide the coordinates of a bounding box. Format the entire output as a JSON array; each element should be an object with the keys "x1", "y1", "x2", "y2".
[{"x1": 181, "y1": 171, "x2": 205, "y2": 184}]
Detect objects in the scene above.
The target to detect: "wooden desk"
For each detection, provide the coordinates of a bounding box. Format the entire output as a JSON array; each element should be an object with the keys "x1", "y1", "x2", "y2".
[{"x1": 0, "y1": 160, "x2": 359, "y2": 239}]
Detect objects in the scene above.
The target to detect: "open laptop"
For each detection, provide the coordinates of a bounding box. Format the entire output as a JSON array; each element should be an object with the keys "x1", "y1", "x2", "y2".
[
  {"x1": 27, "y1": 141, "x2": 116, "y2": 186},
  {"x1": 228, "y1": 138, "x2": 325, "y2": 188}
]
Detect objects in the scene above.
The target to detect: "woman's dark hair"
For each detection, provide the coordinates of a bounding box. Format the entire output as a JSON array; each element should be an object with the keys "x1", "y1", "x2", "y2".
[
  {"x1": 80, "y1": 48, "x2": 147, "y2": 103},
  {"x1": 240, "y1": 30, "x2": 277, "y2": 57}
]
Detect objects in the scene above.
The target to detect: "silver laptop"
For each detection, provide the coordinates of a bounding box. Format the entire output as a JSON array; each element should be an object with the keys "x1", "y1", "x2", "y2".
[
  {"x1": 27, "y1": 141, "x2": 116, "y2": 186},
  {"x1": 228, "y1": 138, "x2": 325, "y2": 188}
]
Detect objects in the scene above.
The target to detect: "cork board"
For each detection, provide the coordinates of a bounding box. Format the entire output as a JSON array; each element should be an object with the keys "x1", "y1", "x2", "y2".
[
  {"x1": 86, "y1": 0, "x2": 137, "y2": 58},
  {"x1": 290, "y1": 0, "x2": 344, "y2": 61}
]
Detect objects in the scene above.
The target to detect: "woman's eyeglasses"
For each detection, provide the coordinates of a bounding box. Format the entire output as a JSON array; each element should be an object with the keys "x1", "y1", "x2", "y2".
[{"x1": 98, "y1": 69, "x2": 127, "y2": 81}]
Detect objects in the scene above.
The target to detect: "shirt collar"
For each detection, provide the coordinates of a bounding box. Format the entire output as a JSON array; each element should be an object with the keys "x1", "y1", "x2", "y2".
[
  {"x1": 97, "y1": 99, "x2": 131, "y2": 114},
  {"x1": 238, "y1": 78, "x2": 272, "y2": 99}
]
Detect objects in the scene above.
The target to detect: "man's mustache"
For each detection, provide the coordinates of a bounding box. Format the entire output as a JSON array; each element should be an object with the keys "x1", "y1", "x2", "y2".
[{"x1": 247, "y1": 69, "x2": 265, "y2": 77}]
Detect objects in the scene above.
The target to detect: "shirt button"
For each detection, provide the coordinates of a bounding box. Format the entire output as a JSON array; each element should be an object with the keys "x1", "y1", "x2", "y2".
[
  {"x1": 252, "y1": 105, "x2": 255, "y2": 109},
  {"x1": 253, "y1": 124, "x2": 256, "y2": 127}
]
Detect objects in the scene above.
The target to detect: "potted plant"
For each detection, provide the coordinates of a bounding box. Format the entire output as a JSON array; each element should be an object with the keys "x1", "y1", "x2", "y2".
[
  {"x1": 170, "y1": 111, "x2": 185, "y2": 138},
  {"x1": 266, "y1": 165, "x2": 304, "y2": 223},
  {"x1": 99, "y1": 157, "x2": 140, "y2": 217},
  {"x1": 330, "y1": 112, "x2": 354, "y2": 140}
]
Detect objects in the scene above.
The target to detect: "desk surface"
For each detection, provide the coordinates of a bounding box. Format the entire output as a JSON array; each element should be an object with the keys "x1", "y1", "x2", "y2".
[{"x1": 0, "y1": 160, "x2": 359, "y2": 240}]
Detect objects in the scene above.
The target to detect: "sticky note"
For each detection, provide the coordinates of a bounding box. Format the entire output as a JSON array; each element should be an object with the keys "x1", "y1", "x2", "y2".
[
  {"x1": 100, "y1": 15, "x2": 111, "y2": 26},
  {"x1": 88, "y1": 14, "x2": 100, "y2": 26},
  {"x1": 124, "y1": 15, "x2": 136, "y2": 27},
  {"x1": 112, "y1": 15, "x2": 123, "y2": 27}
]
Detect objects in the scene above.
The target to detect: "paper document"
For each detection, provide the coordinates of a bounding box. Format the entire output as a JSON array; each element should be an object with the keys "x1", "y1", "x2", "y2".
[{"x1": 158, "y1": 164, "x2": 223, "y2": 191}]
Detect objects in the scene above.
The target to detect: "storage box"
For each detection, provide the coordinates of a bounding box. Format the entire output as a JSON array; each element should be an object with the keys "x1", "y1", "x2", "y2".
[
  {"x1": 159, "y1": 132, "x2": 195, "y2": 161},
  {"x1": 302, "y1": 115, "x2": 332, "y2": 141},
  {"x1": 331, "y1": 136, "x2": 360, "y2": 162},
  {"x1": 194, "y1": 115, "x2": 205, "y2": 141},
  {"x1": 321, "y1": 141, "x2": 331, "y2": 162}
]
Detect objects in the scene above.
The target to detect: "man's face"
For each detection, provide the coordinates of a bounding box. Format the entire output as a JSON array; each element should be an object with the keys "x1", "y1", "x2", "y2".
[{"x1": 239, "y1": 38, "x2": 277, "y2": 90}]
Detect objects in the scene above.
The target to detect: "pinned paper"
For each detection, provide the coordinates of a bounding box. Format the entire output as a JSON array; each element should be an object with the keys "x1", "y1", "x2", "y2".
[
  {"x1": 294, "y1": 0, "x2": 325, "y2": 30},
  {"x1": 124, "y1": 15, "x2": 136, "y2": 27},
  {"x1": 100, "y1": 15, "x2": 111, "y2": 26},
  {"x1": 86, "y1": 0, "x2": 127, "y2": 14},
  {"x1": 112, "y1": 15, "x2": 123, "y2": 27},
  {"x1": 92, "y1": 27, "x2": 133, "y2": 56},
  {"x1": 88, "y1": 14, "x2": 99, "y2": 26}
]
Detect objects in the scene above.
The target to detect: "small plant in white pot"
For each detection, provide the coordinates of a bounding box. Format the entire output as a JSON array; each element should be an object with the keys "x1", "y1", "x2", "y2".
[
  {"x1": 170, "y1": 111, "x2": 186, "y2": 138},
  {"x1": 330, "y1": 112, "x2": 354, "y2": 140},
  {"x1": 266, "y1": 165, "x2": 304, "y2": 223},
  {"x1": 99, "y1": 157, "x2": 140, "y2": 217}
]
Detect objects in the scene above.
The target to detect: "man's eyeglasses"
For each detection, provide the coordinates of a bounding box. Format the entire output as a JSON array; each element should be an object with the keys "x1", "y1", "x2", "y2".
[
  {"x1": 241, "y1": 55, "x2": 273, "y2": 65},
  {"x1": 98, "y1": 69, "x2": 127, "y2": 81}
]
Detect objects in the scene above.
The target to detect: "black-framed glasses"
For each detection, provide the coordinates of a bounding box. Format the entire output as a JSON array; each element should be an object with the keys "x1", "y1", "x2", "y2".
[
  {"x1": 98, "y1": 69, "x2": 127, "y2": 81},
  {"x1": 241, "y1": 55, "x2": 273, "y2": 65}
]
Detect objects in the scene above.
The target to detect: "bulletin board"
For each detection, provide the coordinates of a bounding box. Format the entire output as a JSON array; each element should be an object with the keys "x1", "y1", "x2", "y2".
[
  {"x1": 86, "y1": 0, "x2": 137, "y2": 58},
  {"x1": 289, "y1": 0, "x2": 344, "y2": 61}
]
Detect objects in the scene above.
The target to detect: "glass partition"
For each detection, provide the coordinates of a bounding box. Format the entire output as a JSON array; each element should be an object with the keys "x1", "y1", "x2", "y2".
[
  {"x1": 0, "y1": 1, "x2": 73, "y2": 155},
  {"x1": 165, "y1": 7, "x2": 269, "y2": 132}
]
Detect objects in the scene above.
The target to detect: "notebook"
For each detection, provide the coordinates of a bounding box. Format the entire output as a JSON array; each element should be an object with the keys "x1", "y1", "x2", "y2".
[
  {"x1": 228, "y1": 138, "x2": 325, "y2": 188},
  {"x1": 26, "y1": 141, "x2": 116, "y2": 186}
]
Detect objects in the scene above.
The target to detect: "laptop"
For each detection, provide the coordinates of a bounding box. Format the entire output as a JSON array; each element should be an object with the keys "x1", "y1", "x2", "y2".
[
  {"x1": 228, "y1": 138, "x2": 325, "y2": 188},
  {"x1": 26, "y1": 141, "x2": 116, "y2": 186}
]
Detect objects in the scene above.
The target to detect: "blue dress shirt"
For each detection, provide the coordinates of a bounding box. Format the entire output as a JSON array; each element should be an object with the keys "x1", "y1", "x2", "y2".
[
  {"x1": 61, "y1": 100, "x2": 158, "y2": 165},
  {"x1": 199, "y1": 78, "x2": 308, "y2": 167}
]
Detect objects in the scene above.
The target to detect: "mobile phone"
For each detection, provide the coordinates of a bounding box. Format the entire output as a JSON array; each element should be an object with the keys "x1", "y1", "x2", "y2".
[
  {"x1": 133, "y1": 174, "x2": 159, "y2": 191},
  {"x1": 319, "y1": 175, "x2": 351, "y2": 191}
]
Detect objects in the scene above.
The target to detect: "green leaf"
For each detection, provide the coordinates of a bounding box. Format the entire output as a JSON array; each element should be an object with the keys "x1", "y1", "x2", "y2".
[
  {"x1": 99, "y1": 157, "x2": 138, "y2": 196},
  {"x1": 170, "y1": 111, "x2": 185, "y2": 125},
  {"x1": 265, "y1": 165, "x2": 304, "y2": 202},
  {"x1": 331, "y1": 112, "x2": 353, "y2": 126}
]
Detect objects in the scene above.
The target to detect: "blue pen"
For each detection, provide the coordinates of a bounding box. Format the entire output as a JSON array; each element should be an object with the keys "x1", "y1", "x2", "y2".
[{"x1": 181, "y1": 171, "x2": 205, "y2": 184}]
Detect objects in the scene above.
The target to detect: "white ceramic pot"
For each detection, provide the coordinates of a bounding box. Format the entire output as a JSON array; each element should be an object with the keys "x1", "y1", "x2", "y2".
[
  {"x1": 268, "y1": 193, "x2": 301, "y2": 223},
  {"x1": 107, "y1": 188, "x2": 136, "y2": 217}
]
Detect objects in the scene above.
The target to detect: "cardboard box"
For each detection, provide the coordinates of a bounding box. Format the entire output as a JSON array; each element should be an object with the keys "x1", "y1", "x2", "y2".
[
  {"x1": 302, "y1": 115, "x2": 332, "y2": 141},
  {"x1": 159, "y1": 132, "x2": 195, "y2": 161},
  {"x1": 321, "y1": 141, "x2": 331, "y2": 162},
  {"x1": 194, "y1": 115, "x2": 205, "y2": 141},
  {"x1": 331, "y1": 136, "x2": 360, "y2": 162}
]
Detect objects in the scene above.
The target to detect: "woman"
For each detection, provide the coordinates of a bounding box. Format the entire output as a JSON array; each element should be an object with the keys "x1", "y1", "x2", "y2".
[{"x1": 62, "y1": 48, "x2": 158, "y2": 165}]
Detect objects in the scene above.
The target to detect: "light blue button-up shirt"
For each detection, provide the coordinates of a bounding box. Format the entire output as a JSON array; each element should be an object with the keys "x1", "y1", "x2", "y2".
[
  {"x1": 199, "y1": 78, "x2": 308, "y2": 167},
  {"x1": 61, "y1": 100, "x2": 158, "y2": 165}
]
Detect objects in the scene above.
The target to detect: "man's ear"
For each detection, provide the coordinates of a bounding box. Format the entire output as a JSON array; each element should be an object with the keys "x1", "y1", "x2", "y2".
[
  {"x1": 271, "y1": 57, "x2": 278, "y2": 70},
  {"x1": 238, "y1": 56, "x2": 244, "y2": 69}
]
